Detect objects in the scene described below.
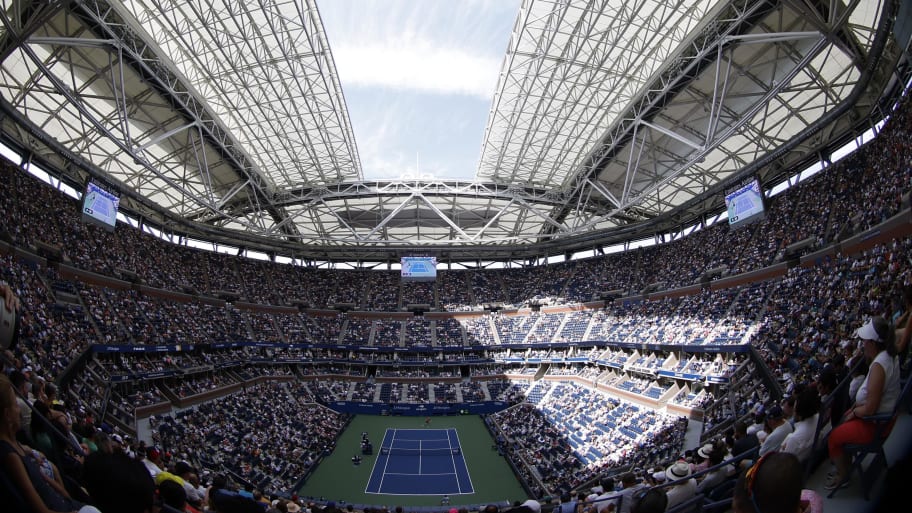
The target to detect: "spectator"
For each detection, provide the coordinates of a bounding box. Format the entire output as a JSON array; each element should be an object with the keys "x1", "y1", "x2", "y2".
[
  {"x1": 629, "y1": 488, "x2": 667, "y2": 513},
  {"x1": 0, "y1": 374, "x2": 100, "y2": 513},
  {"x1": 556, "y1": 492, "x2": 580, "y2": 513},
  {"x1": 9, "y1": 369, "x2": 31, "y2": 442},
  {"x1": 779, "y1": 389, "x2": 820, "y2": 468},
  {"x1": 174, "y1": 460, "x2": 205, "y2": 507},
  {"x1": 663, "y1": 460, "x2": 696, "y2": 510},
  {"x1": 815, "y1": 367, "x2": 846, "y2": 429},
  {"x1": 616, "y1": 472, "x2": 647, "y2": 513},
  {"x1": 731, "y1": 421, "x2": 759, "y2": 459},
  {"x1": 159, "y1": 478, "x2": 195, "y2": 513},
  {"x1": 1, "y1": 282, "x2": 19, "y2": 313},
  {"x1": 746, "y1": 412, "x2": 765, "y2": 436},
  {"x1": 825, "y1": 317, "x2": 901, "y2": 490},
  {"x1": 847, "y1": 354, "x2": 867, "y2": 400},
  {"x1": 893, "y1": 285, "x2": 912, "y2": 355},
  {"x1": 696, "y1": 444, "x2": 729, "y2": 495},
  {"x1": 141, "y1": 446, "x2": 163, "y2": 479},
  {"x1": 732, "y1": 452, "x2": 804, "y2": 513},
  {"x1": 780, "y1": 394, "x2": 796, "y2": 428},
  {"x1": 758, "y1": 406, "x2": 792, "y2": 456},
  {"x1": 588, "y1": 477, "x2": 617, "y2": 513}
]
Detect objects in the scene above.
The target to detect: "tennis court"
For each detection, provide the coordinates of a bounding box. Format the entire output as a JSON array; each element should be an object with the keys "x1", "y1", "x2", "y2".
[{"x1": 365, "y1": 428, "x2": 474, "y2": 495}]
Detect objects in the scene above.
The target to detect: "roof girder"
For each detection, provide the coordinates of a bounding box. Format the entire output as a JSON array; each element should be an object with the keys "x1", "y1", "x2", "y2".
[{"x1": 545, "y1": 0, "x2": 870, "y2": 238}]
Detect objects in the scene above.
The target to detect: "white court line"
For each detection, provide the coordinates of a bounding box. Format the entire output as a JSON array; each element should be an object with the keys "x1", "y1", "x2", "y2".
[
  {"x1": 364, "y1": 428, "x2": 394, "y2": 493},
  {"x1": 376, "y1": 428, "x2": 396, "y2": 493},
  {"x1": 384, "y1": 472, "x2": 457, "y2": 476},
  {"x1": 447, "y1": 428, "x2": 462, "y2": 492},
  {"x1": 450, "y1": 428, "x2": 475, "y2": 493}
]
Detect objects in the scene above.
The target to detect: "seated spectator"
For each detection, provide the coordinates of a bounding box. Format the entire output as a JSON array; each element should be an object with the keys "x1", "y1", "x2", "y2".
[
  {"x1": 0, "y1": 374, "x2": 100, "y2": 513},
  {"x1": 9, "y1": 370, "x2": 31, "y2": 443},
  {"x1": 758, "y1": 406, "x2": 792, "y2": 456},
  {"x1": 847, "y1": 354, "x2": 867, "y2": 400},
  {"x1": 696, "y1": 444, "x2": 729, "y2": 495},
  {"x1": 173, "y1": 460, "x2": 205, "y2": 508},
  {"x1": 588, "y1": 477, "x2": 617, "y2": 513},
  {"x1": 1, "y1": 282, "x2": 19, "y2": 314},
  {"x1": 780, "y1": 394, "x2": 796, "y2": 428},
  {"x1": 556, "y1": 492, "x2": 581, "y2": 513},
  {"x1": 629, "y1": 488, "x2": 667, "y2": 513},
  {"x1": 210, "y1": 493, "x2": 266, "y2": 513},
  {"x1": 732, "y1": 452, "x2": 813, "y2": 513},
  {"x1": 731, "y1": 421, "x2": 759, "y2": 458},
  {"x1": 663, "y1": 460, "x2": 696, "y2": 510},
  {"x1": 893, "y1": 285, "x2": 912, "y2": 356},
  {"x1": 691, "y1": 443, "x2": 713, "y2": 473},
  {"x1": 746, "y1": 412, "x2": 765, "y2": 436},
  {"x1": 159, "y1": 478, "x2": 199, "y2": 513},
  {"x1": 81, "y1": 451, "x2": 155, "y2": 513},
  {"x1": 825, "y1": 317, "x2": 901, "y2": 490},
  {"x1": 617, "y1": 472, "x2": 647, "y2": 513},
  {"x1": 141, "y1": 446, "x2": 164, "y2": 479},
  {"x1": 816, "y1": 367, "x2": 846, "y2": 429},
  {"x1": 779, "y1": 387, "x2": 820, "y2": 464}
]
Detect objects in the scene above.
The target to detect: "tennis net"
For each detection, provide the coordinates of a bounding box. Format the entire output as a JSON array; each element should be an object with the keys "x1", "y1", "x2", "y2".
[{"x1": 380, "y1": 446, "x2": 460, "y2": 456}]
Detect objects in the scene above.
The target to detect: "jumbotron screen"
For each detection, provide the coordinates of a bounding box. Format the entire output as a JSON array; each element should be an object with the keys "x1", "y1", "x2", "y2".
[
  {"x1": 81, "y1": 181, "x2": 119, "y2": 231},
  {"x1": 725, "y1": 178, "x2": 765, "y2": 228},
  {"x1": 401, "y1": 256, "x2": 437, "y2": 282}
]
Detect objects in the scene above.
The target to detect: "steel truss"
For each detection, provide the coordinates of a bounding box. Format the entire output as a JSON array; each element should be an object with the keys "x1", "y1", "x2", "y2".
[{"x1": 0, "y1": 0, "x2": 904, "y2": 261}]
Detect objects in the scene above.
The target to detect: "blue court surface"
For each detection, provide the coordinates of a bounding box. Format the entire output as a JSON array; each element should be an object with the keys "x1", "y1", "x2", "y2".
[{"x1": 365, "y1": 428, "x2": 474, "y2": 495}]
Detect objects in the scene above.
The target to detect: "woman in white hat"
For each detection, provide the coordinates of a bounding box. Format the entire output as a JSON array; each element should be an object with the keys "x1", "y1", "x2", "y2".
[{"x1": 824, "y1": 316, "x2": 901, "y2": 490}]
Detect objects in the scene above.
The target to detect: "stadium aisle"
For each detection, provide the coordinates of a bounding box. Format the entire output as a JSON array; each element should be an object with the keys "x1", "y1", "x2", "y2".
[{"x1": 683, "y1": 420, "x2": 703, "y2": 453}]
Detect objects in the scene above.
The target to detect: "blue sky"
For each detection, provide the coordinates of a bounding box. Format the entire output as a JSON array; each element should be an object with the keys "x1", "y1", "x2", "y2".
[{"x1": 317, "y1": 0, "x2": 521, "y2": 181}]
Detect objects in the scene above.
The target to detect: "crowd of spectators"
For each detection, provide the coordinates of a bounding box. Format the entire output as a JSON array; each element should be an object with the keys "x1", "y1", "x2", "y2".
[
  {"x1": 1, "y1": 85, "x2": 911, "y2": 512},
  {"x1": 151, "y1": 382, "x2": 349, "y2": 495},
  {"x1": 488, "y1": 384, "x2": 688, "y2": 499}
]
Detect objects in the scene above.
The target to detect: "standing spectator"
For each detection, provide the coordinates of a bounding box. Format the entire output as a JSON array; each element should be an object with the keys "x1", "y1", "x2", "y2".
[{"x1": 825, "y1": 317, "x2": 901, "y2": 490}]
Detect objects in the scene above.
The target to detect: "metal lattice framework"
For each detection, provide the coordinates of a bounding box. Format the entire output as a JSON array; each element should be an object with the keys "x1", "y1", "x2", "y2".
[{"x1": 0, "y1": 0, "x2": 906, "y2": 261}]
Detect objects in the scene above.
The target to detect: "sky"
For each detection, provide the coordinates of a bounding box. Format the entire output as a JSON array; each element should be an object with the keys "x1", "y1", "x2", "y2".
[{"x1": 317, "y1": 0, "x2": 521, "y2": 181}]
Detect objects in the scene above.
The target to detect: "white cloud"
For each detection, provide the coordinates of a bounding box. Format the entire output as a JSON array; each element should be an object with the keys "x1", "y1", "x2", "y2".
[
  {"x1": 317, "y1": 0, "x2": 520, "y2": 180},
  {"x1": 333, "y1": 41, "x2": 501, "y2": 98},
  {"x1": 320, "y1": 0, "x2": 515, "y2": 98}
]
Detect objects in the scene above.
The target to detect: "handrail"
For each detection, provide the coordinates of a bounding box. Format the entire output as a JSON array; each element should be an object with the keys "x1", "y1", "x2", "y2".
[{"x1": 652, "y1": 446, "x2": 758, "y2": 493}]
